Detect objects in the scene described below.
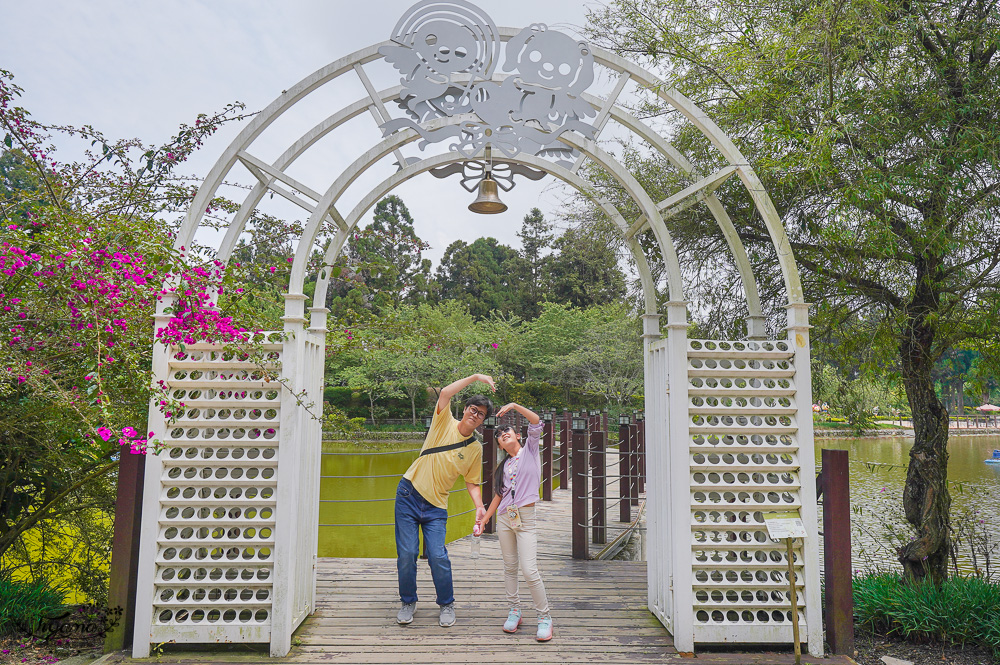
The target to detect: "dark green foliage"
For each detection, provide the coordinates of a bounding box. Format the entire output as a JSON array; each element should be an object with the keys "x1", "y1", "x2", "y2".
[
  {"x1": 505, "y1": 381, "x2": 567, "y2": 410},
  {"x1": 335, "y1": 195, "x2": 432, "y2": 313},
  {"x1": 435, "y1": 237, "x2": 531, "y2": 319},
  {"x1": 0, "y1": 579, "x2": 65, "y2": 635},
  {"x1": 543, "y1": 227, "x2": 627, "y2": 309},
  {"x1": 323, "y1": 386, "x2": 429, "y2": 420},
  {"x1": 853, "y1": 572, "x2": 1000, "y2": 657},
  {"x1": 517, "y1": 208, "x2": 553, "y2": 319}
]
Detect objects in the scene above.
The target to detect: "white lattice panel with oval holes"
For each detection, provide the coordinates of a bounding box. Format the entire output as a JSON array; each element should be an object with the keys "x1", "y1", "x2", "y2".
[
  {"x1": 150, "y1": 340, "x2": 282, "y2": 643},
  {"x1": 686, "y1": 338, "x2": 809, "y2": 644}
]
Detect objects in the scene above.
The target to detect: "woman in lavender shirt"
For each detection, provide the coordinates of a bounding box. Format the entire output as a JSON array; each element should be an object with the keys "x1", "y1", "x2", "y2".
[{"x1": 479, "y1": 402, "x2": 553, "y2": 641}]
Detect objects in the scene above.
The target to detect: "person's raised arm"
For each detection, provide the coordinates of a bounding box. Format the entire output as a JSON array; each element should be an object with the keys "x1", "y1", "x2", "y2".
[
  {"x1": 495, "y1": 402, "x2": 540, "y2": 425},
  {"x1": 436, "y1": 373, "x2": 496, "y2": 413}
]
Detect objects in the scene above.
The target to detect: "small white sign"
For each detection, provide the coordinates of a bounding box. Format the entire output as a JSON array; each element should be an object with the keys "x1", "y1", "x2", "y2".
[{"x1": 763, "y1": 511, "x2": 807, "y2": 539}]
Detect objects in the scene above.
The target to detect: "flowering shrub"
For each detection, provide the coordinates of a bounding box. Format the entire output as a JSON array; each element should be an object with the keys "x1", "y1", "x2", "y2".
[{"x1": 0, "y1": 69, "x2": 256, "y2": 572}]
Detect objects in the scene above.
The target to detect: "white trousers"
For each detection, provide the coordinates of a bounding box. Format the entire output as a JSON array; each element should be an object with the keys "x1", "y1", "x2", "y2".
[{"x1": 497, "y1": 505, "x2": 550, "y2": 616}]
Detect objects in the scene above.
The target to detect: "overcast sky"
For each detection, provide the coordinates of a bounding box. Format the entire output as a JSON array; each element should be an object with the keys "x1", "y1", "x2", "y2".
[{"x1": 2, "y1": 1, "x2": 612, "y2": 267}]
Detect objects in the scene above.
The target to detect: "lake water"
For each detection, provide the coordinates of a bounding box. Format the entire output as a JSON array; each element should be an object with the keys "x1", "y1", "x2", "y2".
[
  {"x1": 318, "y1": 435, "x2": 1000, "y2": 574},
  {"x1": 319, "y1": 441, "x2": 479, "y2": 558},
  {"x1": 818, "y1": 433, "x2": 1000, "y2": 577}
]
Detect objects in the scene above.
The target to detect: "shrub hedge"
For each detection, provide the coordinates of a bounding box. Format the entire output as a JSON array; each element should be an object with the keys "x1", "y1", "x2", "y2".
[{"x1": 853, "y1": 572, "x2": 1000, "y2": 657}]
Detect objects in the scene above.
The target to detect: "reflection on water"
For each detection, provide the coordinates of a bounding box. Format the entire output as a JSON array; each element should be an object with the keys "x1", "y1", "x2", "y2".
[
  {"x1": 817, "y1": 434, "x2": 1000, "y2": 576},
  {"x1": 318, "y1": 441, "x2": 477, "y2": 557}
]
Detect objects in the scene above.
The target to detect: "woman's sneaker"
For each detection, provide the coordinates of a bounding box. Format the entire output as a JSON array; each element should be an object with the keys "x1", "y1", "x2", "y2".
[
  {"x1": 502, "y1": 608, "x2": 522, "y2": 633},
  {"x1": 536, "y1": 615, "x2": 553, "y2": 641}
]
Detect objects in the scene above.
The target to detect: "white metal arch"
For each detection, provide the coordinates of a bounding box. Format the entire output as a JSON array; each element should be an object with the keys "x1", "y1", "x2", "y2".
[
  {"x1": 204, "y1": 77, "x2": 768, "y2": 332},
  {"x1": 286, "y1": 116, "x2": 682, "y2": 303},
  {"x1": 310, "y1": 149, "x2": 661, "y2": 315},
  {"x1": 174, "y1": 37, "x2": 801, "y2": 317},
  {"x1": 135, "y1": 14, "x2": 822, "y2": 660}
]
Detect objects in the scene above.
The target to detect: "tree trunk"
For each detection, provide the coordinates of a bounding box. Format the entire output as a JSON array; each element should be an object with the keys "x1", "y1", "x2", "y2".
[{"x1": 897, "y1": 312, "x2": 951, "y2": 584}]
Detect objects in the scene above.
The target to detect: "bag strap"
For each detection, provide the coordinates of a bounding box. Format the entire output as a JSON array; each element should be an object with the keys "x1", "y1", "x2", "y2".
[{"x1": 419, "y1": 435, "x2": 478, "y2": 457}]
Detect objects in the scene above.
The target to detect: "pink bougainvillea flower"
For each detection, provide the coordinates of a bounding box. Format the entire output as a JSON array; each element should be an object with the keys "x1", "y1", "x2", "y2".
[{"x1": 96, "y1": 427, "x2": 113, "y2": 441}]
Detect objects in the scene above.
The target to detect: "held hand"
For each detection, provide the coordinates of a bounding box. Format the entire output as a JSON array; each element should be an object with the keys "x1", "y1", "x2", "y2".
[
  {"x1": 479, "y1": 374, "x2": 496, "y2": 392},
  {"x1": 475, "y1": 505, "x2": 487, "y2": 526},
  {"x1": 473, "y1": 522, "x2": 483, "y2": 537},
  {"x1": 496, "y1": 402, "x2": 516, "y2": 418}
]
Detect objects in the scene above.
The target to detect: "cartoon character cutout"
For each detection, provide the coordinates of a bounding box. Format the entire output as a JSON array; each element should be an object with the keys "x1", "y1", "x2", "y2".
[
  {"x1": 379, "y1": 0, "x2": 500, "y2": 123},
  {"x1": 502, "y1": 24, "x2": 597, "y2": 130},
  {"x1": 469, "y1": 23, "x2": 597, "y2": 158},
  {"x1": 379, "y1": 4, "x2": 597, "y2": 161}
]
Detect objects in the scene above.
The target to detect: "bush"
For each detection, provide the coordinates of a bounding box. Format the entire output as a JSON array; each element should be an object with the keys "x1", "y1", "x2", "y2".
[
  {"x1": 853, "y1": 572, "x2": 1000, "y2": 657},
  {"x1": 507, "y1": 381, "x2": 566, "y2": 409},
  {"x1": 0, "y1": 579, "x2": 66, "y2": 635},
  {"x1": 323, "y1": 386, "x2": 429, "y2": 420}
]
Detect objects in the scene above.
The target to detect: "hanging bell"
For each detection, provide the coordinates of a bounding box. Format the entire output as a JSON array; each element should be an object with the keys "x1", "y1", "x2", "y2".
[{"x1": 468, "y1": 174, "x2": 507, "y2": 214}]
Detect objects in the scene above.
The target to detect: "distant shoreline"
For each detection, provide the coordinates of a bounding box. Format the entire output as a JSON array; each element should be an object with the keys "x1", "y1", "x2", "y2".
[{"x1": 814, "y1": 427, "x2": 1000, "y2": 438}]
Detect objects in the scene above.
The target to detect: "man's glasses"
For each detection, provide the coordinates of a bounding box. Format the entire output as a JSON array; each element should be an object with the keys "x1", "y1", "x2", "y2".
[{"x1": 467, "y1": 407, "x2": 487, "y2": 420}]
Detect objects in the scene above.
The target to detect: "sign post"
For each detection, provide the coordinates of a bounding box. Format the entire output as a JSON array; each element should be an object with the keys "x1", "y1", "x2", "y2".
[{"x1": 763, "y1": 511, "x2": 807, "y2": 665}]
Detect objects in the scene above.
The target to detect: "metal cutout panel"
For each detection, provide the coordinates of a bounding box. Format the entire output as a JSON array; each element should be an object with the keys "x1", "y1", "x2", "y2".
[
  {"x1": 685, "y1": 338, "x2": 814, "y2": 644},
  {"x1": 146, "y1": 342, "x2": 282, "y2": 643}
]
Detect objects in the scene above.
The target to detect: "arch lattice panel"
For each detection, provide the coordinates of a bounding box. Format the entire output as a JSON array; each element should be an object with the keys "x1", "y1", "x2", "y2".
[
  {"x1": 149, "y1": 342, "x2": 282, "y2": 643},
  {"x1": 686, "y1": 339, "x2": 807, "y2": 643}
]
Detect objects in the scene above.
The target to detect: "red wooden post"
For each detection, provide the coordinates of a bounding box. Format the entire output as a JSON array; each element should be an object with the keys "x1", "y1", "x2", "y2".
[
  {"x1": 542, "y1": 415, "x2": 553, "y2": 501},
  {"x1": 591, "y1": 429, "x2": 606, "y2": 544},
  {"x1": 637, "y1": 416, "x2": 646, "y2": 495},
  {"x1": 629, "y1": 422, "x2": 639, "y2": 506},
  {"x1": 483, "y1": 424, "x2": 497, "y2": 534},
  {"x1": 821, "y1": 448, "x2": 854, "y2": 655},
  {"x1": 560, "y1": 417, "x2": 570, "y2": 488},
  {"x1": 619, "y1": 419, "x2": 632, "y2": 523},
  {"x1": 105, "y1": 451, "x2": 145, "y2": 651},
  {"x1": 571, "y1": 418, "x2": 589, "y2": 559}
]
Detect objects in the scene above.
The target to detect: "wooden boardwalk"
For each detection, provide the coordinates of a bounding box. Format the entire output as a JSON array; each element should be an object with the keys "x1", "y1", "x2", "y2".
[{"x1": 114, "y1": 453, "x2": 855, "y2": 665}]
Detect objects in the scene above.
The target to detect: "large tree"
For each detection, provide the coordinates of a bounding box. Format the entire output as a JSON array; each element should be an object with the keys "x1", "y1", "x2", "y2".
[
  {"x1": 544, "y1": 227, "x2": 628, "y2": 309},
  {"x1": 586, "y1": 0, "x2": 1000, "y2": 582},
  {"x1": 341, "y1": 195, "x2": 432, "y2": 312},
  {"x1": 517, "y1": 207, "x2": 553, "y2": 318},
  {"x1": 435, "y1": 237, "x2": 530, "y2": 319}
]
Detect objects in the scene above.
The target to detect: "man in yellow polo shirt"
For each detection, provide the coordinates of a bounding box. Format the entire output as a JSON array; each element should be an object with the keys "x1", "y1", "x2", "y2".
[{"x1": 395, "y1": 373, "x2": 495, "y2": 628}]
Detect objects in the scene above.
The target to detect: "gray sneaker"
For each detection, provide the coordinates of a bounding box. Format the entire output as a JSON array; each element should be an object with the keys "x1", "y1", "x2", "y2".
[
  {"x1": 396, "y1": 602, "x2": 416, "y2": 625},
  {"x1": 438, "y1": 602, "x2": 456, "y2": 627}
]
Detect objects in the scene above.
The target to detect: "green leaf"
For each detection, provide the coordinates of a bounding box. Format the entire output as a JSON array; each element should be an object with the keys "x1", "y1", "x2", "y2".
[{"x1": 3, "y1": 134, "x2": 11, "y2": 148}]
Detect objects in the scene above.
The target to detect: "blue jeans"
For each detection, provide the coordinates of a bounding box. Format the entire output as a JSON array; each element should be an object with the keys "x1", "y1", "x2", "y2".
[{"x1": 394, "y1": 478, "x2": 453, "y2": 606}]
